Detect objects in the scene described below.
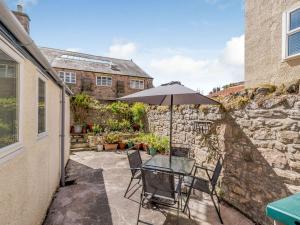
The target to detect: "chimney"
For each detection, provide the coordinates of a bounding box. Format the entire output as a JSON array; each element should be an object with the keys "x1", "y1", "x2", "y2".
[{"x1": 12, "y1": 2, "x2": 30, "y2": 34}]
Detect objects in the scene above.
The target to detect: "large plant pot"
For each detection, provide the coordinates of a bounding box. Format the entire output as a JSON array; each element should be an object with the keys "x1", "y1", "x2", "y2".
[
  {"x1": 74, "y1": 125, "x2": 82, "y2": 134},
  {"x1": 104, "y1": 143, "x2": 118, "y2": 151},
  {"x1": 149, "y1": 147, "x2": 157, "y2": 156},
  {"x1": 118, "y1": 142, "x2": 126, "y2": 150},
  {"x1": 142, "y1": 143, "x2": 148, "y2": 151}
]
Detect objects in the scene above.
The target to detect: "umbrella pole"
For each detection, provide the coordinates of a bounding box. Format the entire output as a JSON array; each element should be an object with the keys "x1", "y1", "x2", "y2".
[{"x1": 169, "y1": 95, "x2": 173, "y2": 164}]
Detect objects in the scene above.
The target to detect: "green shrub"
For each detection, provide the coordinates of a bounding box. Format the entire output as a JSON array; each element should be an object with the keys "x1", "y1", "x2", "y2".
[
  {"x1": 106, "y1": 119, "x2": 131, "y2": 132},
  {"x1": 104, "y1": 133, "x2": 120, "y2": 144},
  {"x1": 118, "y1": 119, "x2": 131, "y2": 131},
  {"x1": 131, "y1": 102, "x2": 146, "y2": 130},
  {"x1": 106, "y1": 101, "x2": 131, "y2": 119},
  {"x1": 92, "y1": 124, "x2": 103, "y2": 135},
  {"x1": 107, "y1": 119, "x2": 120, "y2": 132},
  {"x1": 71, "y1": 93, "x2": 93, "y2": 124}
]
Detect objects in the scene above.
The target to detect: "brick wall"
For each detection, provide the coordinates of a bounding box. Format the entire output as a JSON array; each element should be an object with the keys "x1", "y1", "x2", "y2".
[{"x1": 53, "y1": 68, "x2": 153, "y2": 100}]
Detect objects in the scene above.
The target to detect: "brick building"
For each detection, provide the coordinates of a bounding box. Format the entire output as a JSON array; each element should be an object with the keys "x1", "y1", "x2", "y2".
[{"x1": 40, "y1": 47, "x2": 153, "y2": 101}]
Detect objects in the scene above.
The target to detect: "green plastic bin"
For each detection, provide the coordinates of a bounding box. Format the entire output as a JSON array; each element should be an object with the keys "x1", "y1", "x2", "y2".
[{"x1": 266, "y1": 193, "x2": 300, "y2": 225}]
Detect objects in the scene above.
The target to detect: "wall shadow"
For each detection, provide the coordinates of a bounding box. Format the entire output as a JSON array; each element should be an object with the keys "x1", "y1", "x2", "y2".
[
  {"x1": 43, "y1": 159, "x2": 113, "y2": 225},
  {"x1": 221, "y1": 114, "x2": 292, "y2": 225}
]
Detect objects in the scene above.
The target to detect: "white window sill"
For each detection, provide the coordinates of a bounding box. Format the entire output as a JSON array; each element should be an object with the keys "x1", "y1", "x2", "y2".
[
  {"x1": 37, "y1": 132, "x2": 48, "y2": 141},
  {"x1": 96, "y1": 84, "x2": 112, "y2": 87},
  {"x1": 0, "y1": 142, "x2": 24, "y2": 165},
  {"x1": 283, "y1": 53, "x2": 300, "y2": 62}
]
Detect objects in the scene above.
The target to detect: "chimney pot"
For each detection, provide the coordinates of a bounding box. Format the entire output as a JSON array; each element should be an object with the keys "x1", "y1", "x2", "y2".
[{"x1": 17, "y1": 3, "x2": 23, "y2": 13}]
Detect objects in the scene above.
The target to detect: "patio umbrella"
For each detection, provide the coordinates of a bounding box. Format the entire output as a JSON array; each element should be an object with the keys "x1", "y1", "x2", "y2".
[{"x1": 118, "y1": 81, "x2": 220, "y2": 162}]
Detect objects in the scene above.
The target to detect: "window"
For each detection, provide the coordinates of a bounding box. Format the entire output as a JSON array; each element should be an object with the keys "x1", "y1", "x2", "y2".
[
  {"x1": 58, "y1": 71, "x2": 76, "y2": 84},
  {"x1": 96, "y1": 76, "x2": 112, "y2": 86},
  {"x1": 0, "y1": 50, "x2": 19, "y2": 148},
  {"x1": 38, "y1": 78, "x2": 46, "y2": 134},
  {"x1": 283, "y1": 6, "x2": 300, "y2": 58},
  {"x1": 130, "y1": 80, "x2": 144, "y2": 89}
]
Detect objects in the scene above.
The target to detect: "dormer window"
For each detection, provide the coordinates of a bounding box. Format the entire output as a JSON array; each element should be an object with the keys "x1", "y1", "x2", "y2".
[{"x1": 283, "y1": 6, "x2": 300, "y2": 59}]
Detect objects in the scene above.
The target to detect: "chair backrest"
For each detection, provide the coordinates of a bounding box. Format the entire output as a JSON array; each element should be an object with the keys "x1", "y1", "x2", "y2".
[
  {"x1": 210, "y1": 158, "x2": 223, "y2": 189},
  {"x1": 171, "y1": 147, "x2": 190, "y2": 158},
  {"x1": 141, "y1": 168, "x2": 175, "y2": 200},
  {"x1": 127, "y1": 150, "x2": 142, "y2": 177}
]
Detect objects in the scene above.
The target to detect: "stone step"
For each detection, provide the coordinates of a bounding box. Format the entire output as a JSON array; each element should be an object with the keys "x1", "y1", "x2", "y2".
[
  {"x1": 71, "y1": 143, "x2": 89, "y2": 149},
  {"x1": 71, "y1": 138, "x2": 86, "y2": 143},
  {"x1": 70, "y1": 147, "x2": 97, "y2": 152}
]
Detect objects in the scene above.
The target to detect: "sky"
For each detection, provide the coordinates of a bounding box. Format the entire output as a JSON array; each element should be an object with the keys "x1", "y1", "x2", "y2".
[{"x1": 6, "y1": 0, "x2": 245, "y2": 94}]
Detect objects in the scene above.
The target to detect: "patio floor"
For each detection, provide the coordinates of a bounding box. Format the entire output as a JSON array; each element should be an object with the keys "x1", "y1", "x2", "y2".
[{"x1": 43, "y1": 151, "x2": 255, "y2": 225}]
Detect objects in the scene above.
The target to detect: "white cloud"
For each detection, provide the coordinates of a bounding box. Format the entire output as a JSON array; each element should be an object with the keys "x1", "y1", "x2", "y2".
[
  {"x1": 108, "y1": 42, "x2": 137, "y2": 59},
  {"x1": 65, "y1": 48, "x2": 82, "y2": 53},
  {"x1": 106, "y1": 35, "x2": 244, "y2": 94},
  {"x1": 144, "y1": 34, "x2": 245, "y2": 94},
  {"x1": 221, "y1": 34, "x2": 244, "y2": 66}
]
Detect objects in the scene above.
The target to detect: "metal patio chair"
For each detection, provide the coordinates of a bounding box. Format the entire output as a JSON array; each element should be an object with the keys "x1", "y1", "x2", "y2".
[
  {"x1": 183, "y1": 157, "x2": 223, "y2": 224},
  {"x1": 137, "y1": 168, "x2": 183, "y2": 225},
  {"x1": 124, "y1": 150, "x2": 143, "y2": 198},
  {"x1": 171, "y1": 147, "x2": 191, "y2": 158}
]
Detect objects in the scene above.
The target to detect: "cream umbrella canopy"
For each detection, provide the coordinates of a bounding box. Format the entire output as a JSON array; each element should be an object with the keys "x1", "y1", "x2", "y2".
[{"x1": 119, "y1": 81, "x2": 220, "y2": 162}]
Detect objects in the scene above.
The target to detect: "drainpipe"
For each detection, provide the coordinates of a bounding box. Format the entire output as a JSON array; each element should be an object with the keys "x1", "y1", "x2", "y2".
[{"x1": 60, "y1": 85, "x2": 66, "y2": 187}]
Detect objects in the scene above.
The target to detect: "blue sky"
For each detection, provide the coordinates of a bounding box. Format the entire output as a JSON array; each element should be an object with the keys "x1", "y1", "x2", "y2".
[{"x1": 6, "y1": 0, "x2": 245, "y2": 94}]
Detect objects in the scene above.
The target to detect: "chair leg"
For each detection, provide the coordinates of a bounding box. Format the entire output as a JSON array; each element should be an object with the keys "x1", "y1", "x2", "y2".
[
  {"x1": 210, "y1": 194, "x2": 223, "y2": 224},
  {"x1": 124, "y1": 177, "x2": 133, "y2": 198},
  {"x1": 183, "y1": 185, "x2": 193, "y2": 213},
  {"x1": 214, "y1": 190, "x2": 221, "y2": 203},
  {"x1": 137, "y1": 189, "x2": 143, "y2": 225},
  {"x1": 177, "y1": 198, "x2": 180, "y2": 225}
]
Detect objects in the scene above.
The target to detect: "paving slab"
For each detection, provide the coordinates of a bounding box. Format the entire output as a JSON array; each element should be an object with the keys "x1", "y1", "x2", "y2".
[{"x1": 43, "y1": 151, "x2": 255, "y2": 225}]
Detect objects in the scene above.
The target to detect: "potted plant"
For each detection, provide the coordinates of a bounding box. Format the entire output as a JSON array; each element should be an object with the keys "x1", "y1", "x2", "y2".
[
  {"x1": 82, "y1": 124, "x2": 87, "y2": 134},
  {"x1": 70, "y1": 93, "x2": 92, "y2": 133},
  {"x1": 118, "y1": 139, "x2": 127, "y2": 150},
  {"x1": 104, "y1": 133, "x2": 120, "y2": 151},
  {"x1": 127, "y1": 139, "x2": 134, "y2": 149},
  {"x1": 89, "y1": 124, "x2": 103, "y2": 149}
]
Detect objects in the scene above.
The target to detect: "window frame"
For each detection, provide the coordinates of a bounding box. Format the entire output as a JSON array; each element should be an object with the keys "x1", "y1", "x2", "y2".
[
  {"x1": 58, "y1": 71, "x2": 76, "y2": 84},
  {"x1": 36, "y1": 74, "x2": 48, "y2": 139},
  {"x1": 130, "y1": 79, "x2": 145, "y2": 90},
  {"x1": 0, "y1": 36, "x2": 24, "y2": 164},
  {"x1": 282, "y1": 4, "x2": 300, "y2": 60},
  {"x1": 96, "y1": 76, "x2": 112, "y2": 86}
]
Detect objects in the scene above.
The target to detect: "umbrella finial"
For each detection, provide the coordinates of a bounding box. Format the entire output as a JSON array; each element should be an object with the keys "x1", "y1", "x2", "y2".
[{"x1": 161, "y1": 81, "x2": 182, "y2": 86}]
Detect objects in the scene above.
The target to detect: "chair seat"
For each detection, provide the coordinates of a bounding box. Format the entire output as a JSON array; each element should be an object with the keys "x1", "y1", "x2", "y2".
[
  {"x1": 144, "y1": 178, "x2": 182, "y2": 205},
  {"x1": 184, "y1": 176, "x2": 210, "y2": 194}
]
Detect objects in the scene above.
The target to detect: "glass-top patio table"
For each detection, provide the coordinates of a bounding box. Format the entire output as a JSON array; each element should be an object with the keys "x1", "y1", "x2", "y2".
[{"x1": 143, "y1": 154, "x2": 196, "y2": 176}]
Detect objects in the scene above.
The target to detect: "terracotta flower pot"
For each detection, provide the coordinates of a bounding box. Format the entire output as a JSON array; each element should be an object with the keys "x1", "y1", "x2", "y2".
[
  {"x1": 142, "y1": 143, "x2": 148, "y2": 151},
  {"x1": 118, "y1": 142, "x2": 126, "y2": 150},
  {"x1": 104, "y1": 143, "x2": 118, "y2": 151}
]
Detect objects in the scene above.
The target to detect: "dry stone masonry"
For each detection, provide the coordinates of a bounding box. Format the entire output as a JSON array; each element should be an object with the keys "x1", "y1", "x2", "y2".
[{"x1": 147, "y1": 93, "x2": 300, "y2": 225}]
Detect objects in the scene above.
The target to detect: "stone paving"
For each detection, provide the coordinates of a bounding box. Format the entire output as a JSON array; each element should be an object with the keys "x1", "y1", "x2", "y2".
[{"x1": 43, "y1": 151, "x2": 255, "y2": 225}]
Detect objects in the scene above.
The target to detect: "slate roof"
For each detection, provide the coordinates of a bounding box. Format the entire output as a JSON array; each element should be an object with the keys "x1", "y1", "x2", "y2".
[{"x1": 40, "y1": 47, "x2": 152, "y2": 79}]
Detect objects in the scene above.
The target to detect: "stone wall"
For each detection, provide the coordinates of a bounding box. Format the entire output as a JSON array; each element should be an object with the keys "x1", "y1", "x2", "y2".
[{"x1": 147, "y1": 94, "x2": 300, "y2": 225}]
